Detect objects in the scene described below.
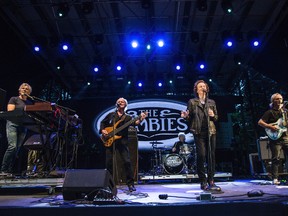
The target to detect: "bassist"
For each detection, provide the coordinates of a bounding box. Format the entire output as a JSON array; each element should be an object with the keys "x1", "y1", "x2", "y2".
[
  {"x1": 100, "y1": 97, "x2": 146, "y2": 192},
  {"x1": 258, "y1": 93, "x2": 288, "y2": 185}
]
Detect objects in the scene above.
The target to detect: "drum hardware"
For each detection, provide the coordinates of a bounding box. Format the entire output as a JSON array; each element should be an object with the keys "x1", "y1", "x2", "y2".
[
  {"x1": 150, "y1": 143, "x2": 167, "y2": 175},
  {"x1": 163, "y1": 154, "x2": 184, "y2": 174}
]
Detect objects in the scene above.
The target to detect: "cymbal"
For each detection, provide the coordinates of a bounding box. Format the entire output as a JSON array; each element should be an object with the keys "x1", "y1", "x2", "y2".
[{"x1": 150, "y1": 141, "x2": 164, "y2": 144}]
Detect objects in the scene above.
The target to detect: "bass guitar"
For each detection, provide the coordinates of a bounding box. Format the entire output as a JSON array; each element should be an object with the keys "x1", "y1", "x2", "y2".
[
  {"x1": 101, "y1": 114, "x2": 142, "y2": 147},
  {"x1": 265, "y1": 118, "x2": 287, "y2": 140}
]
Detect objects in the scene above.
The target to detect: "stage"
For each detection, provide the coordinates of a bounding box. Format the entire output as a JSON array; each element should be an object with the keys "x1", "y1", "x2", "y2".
[{"x1": 0, "y1": 174, "x2": 287, "y2": 216}]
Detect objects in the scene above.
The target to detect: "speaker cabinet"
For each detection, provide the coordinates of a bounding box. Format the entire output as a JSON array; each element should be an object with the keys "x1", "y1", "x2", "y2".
[
  {"x1": 62, "y1": 169, "x2": 117, "y2": 201},
  {"x1": 114, "y1": 127, "x2": 138, "y2": 184}
]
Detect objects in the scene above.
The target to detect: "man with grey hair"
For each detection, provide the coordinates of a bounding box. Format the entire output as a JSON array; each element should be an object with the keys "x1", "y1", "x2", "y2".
[
  {"x1": 1, "y1": 83, "x2": 34, "y2": 176},
  {"x1": 258, "y1": 93, "x2": 288, "y2": 185}
]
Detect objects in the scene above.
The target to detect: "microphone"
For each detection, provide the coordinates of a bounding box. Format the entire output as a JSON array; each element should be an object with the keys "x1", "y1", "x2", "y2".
[
  {"x1": 24, "y1": 93, "x2": 34, "y2": 100},
  {"x1": 158, "y1": 194, "x2": 168, "y2": 200},
  {"x1": 116, "y1": 103, "x2": 120, "y2": 107}
]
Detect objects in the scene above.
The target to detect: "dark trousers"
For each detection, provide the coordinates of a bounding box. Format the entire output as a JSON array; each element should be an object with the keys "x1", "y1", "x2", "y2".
[
  {"x1": 105, "y1": 142, "x2": 134, "y2": 185},
  {"x1": 270, "y1": 140, "x2": 288, "y2": 179},
  {"x1": 194, "y1": 132, "x2": 216, "y2": 183}
]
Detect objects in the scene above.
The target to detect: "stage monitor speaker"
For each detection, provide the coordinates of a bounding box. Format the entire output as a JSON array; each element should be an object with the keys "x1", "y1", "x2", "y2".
[
  {"x1": 62, "y1": 169, "x2": 117, "y2": 201},
  {"x1": 257, "y1": 139, "x2": 284, "y2": 160}
]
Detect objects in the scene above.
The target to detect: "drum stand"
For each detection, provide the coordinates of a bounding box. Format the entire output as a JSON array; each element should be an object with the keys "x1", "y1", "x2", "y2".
[{"x1": 150, "y1": 144, "x2": 165, "y2": 176}]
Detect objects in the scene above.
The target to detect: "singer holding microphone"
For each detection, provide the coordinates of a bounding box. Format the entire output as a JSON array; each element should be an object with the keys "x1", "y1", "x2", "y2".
[
  {"x1": 100, "y1": 97, "x2": 146, "y2": 192},
  {"x1": 1, "y1": 83, "x2": 34, "y2": 176},
  {"x1": 181, "y1": 80, "x2": 221, "y2": 191}
]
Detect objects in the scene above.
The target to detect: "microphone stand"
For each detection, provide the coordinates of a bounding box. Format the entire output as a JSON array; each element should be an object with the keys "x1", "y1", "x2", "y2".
[{"x1": 112, "y1": 106, "x2": 118, "y2": 184}]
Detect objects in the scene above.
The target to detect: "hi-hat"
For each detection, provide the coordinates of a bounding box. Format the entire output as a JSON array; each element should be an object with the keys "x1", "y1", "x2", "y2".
[{"x1": 150, "y1": 141, "x2": 164, "y2": 144}]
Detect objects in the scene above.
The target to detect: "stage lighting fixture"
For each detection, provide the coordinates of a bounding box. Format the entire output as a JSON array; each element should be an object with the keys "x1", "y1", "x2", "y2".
[
  {"x1": 56, "y1": 3, "x2": 70, "y2": 18},
  {"x1": 221, "y1": 0, "x2": 233, "y2": 14},
  {"x1": 191, "y1": 31, "x2": 200, "y2": 43},
  {"x1": 157, "y1": 39, "x2": 164, "y2": 47},
  {"x1": 197, "y1": 0, "x2": 207, "y2": 12},
  {"x1": 131, "y1": 40, "x2": 139, "y2": 48},
  {"x1": 81, "y1": 1, "x2": 94, "y2": 14},
  {"x1": 173, "y1": 55, "x2": 182, "y2": 71},
  {"x1": 55, "y1": 58, "x2": 65, "y2": 70},
  {"x1": 222, "y1": 31, "x2": 233, "y2": 47},
  {"x1": 247, "y1": 31, "x2": 260, "y2": 47},
  {"x1": 158, "y1": 82, "x2": 163, "y2": 87},
  {"x1": 234, "y1": 54, "x2": 243, "y2": 65},
  {"x1": 115, "y1": 56, "x2": 124, "y2": 71},
  {"x1": 33, "y1": 35, "x2": 48, "y2": 52},
  {"x1": 138, "y1": 82, "x2": 143, "y2": 87}
]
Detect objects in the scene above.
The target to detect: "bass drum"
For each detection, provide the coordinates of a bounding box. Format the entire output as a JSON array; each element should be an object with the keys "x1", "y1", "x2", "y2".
[{"x1": 163, "y1": 154, "x2": 184, "y2": 174}]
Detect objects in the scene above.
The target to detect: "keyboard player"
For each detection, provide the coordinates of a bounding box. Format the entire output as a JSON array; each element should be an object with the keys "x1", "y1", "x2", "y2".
[{"x1": 0, "y1": 83, "x2": 34, "y2": 176}]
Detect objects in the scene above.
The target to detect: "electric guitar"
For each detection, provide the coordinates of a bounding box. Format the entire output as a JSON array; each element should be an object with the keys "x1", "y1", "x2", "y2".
[
  {"x1": 101, "y1": 114, "x2": 142, "y2": 147},
  {"x1": 265, "y1": 118, "x2": 287, "y2": 140}
]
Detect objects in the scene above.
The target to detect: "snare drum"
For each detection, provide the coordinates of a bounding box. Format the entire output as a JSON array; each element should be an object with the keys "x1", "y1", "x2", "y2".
[{"x1": 163, "y1": 154, "x2": 184, "y2": 174}]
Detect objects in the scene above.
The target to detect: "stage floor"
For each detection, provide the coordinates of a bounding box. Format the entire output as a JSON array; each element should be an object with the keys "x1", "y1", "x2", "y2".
[{"x1": 0, "y1": 177, "x2": 288, "y2": 216}]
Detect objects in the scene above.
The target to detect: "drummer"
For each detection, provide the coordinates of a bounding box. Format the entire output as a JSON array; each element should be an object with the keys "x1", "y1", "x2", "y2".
[{"x1": 172, "y1": 132, "x2": 187, "y2": 153}]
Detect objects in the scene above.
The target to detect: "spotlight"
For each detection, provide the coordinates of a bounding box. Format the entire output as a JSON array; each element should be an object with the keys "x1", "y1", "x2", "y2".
[
  {"x1": 56, "y1": 3, "x2": 70, "y2": 18},
  {"x1": 234, "y1": 54, "x2": 243, "y2": 65},
  {"x1": 157, "y1": 39, "x2": 164, "y2": 47},
  {"x1": 197, "y1": 0, "x2": 207, "y2": 12},
  {"x1": 221, "y1": 0, "x2": 233, "y2": 14},
  {"x1": 115, "y1": 56, "x2": 124, "y2": 71},
  {"x1": 33, "y1": 35, "x2": 48, "y2": 52},
  {"x1": 222, "y1": 31, "x2": 233, "y2": 47},
  {"x1": 55, "y1": 58, "x2": 65, "y2": 70},
  {"x1": 247, "y1": 31, "x2": 260, "y2": 47}
]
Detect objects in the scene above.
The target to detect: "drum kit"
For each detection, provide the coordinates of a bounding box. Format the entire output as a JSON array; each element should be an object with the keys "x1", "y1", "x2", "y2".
[{"x1": 150, "y1": 141, "x2": 196, "y2": 175}]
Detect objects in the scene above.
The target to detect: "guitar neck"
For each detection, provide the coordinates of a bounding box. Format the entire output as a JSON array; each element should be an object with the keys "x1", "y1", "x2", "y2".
[{"x1": 113, "y1": 115, "x2": 140, "y2": 135}]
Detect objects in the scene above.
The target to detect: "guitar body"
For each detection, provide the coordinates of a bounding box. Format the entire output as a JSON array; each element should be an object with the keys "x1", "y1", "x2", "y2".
[
  {"x1": 101, "y1": 113, "x2": 144, "y2": 147},
  {"x1": 101, "y1": 119, "x2": 123, "y2": 147},
  {"x1": 265, "y1": 118, "x2": 287, "y2": 140}
]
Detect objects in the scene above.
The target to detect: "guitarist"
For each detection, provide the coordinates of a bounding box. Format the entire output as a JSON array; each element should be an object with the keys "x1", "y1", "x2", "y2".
[
  {"x1": 258, "y1": 93, "x2": 288, "y2": 185},
  {"x1": 100, "y1": 97, "x2": 146, "y2": 192}
]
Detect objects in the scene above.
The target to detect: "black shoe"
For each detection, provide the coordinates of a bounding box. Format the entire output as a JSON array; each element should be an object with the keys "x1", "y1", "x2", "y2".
[{"x1": 128, "y1": 184, "x2": 136, "y2": 192}]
